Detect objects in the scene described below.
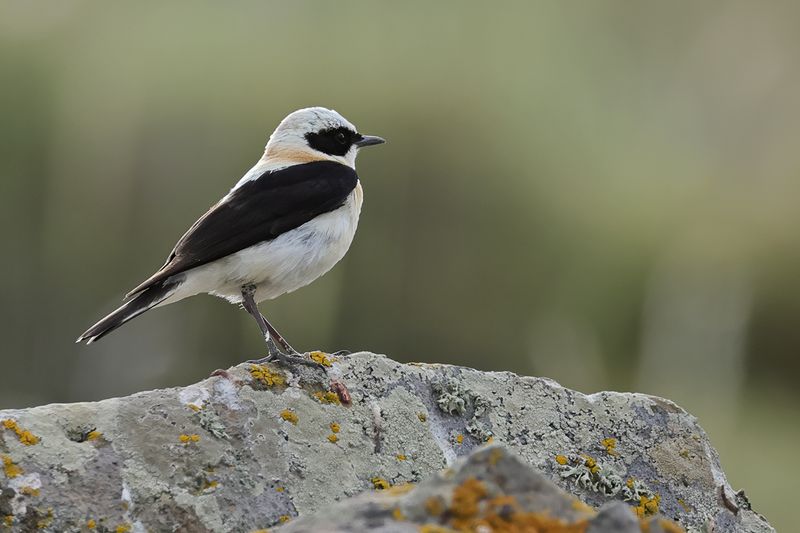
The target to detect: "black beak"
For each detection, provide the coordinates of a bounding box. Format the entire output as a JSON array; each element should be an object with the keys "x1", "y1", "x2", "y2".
[{"x1": 354, "y1": 135, "x2": 386, "y2": 148}]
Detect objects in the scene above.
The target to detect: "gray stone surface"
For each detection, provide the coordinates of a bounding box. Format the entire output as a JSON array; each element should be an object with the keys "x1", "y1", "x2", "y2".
[
  {"x1": 0, "y1": 352, "x2": 773, "y2": 532},
  {"x1": 279, "y1": 444, "x2": 676, "y2": 533}
]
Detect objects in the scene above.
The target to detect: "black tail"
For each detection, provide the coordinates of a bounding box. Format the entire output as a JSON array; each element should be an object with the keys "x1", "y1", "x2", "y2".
[{"x1": 76, "y1": 282, "x2": 176, "y2": 344}]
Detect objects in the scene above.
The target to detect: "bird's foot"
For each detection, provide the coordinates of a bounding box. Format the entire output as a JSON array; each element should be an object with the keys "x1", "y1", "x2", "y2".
[{"x1": 245, "y1": 344, "x2": 326, "y2": 371}]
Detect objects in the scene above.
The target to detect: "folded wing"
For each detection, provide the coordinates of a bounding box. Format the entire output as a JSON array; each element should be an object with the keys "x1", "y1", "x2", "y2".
[{"x1": 127, "y1": 160, "x2": 358, "y2": 297}]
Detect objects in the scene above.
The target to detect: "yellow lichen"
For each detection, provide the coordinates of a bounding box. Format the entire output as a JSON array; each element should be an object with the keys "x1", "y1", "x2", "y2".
[
  {"x1": 385, "y1": 483, "x2": 415, "y2": 495},
  {"x1": 309, "y1": 351, "x2": 333, "y2": 367},
  {"x1": 392, "y1": 507, "x2": 405, "y2": 521},
  {"x1": 396, "y1": 454, "x2": 407, "y2": 461},
  {"x1": 3, "y1": 515, "x2": 12, "y2": 527},
  {"x1": 312, "y1": 391, "x2": 341, "y2": 405},
  {"x1": 677, "y1": 498, "x2": 690, "y2": 512},
  {"x1": 248, "y1": 364, "x2": 286, "y2": 387},
  {"x1": 86, "y1": 431, "x2": 102, "y2": 441},
  {"x1": 86, "y1": 519, "x2": 97, "y2": 530},
  {"x1": 634, "y1": 494, "x2": 661, "y2": 517},
  {"x1": 2, "y1": 455, "x2": 22, "y2": 479},
  {"x1": 330, "y1": 422, "x2": 340, "y2": 433},
  {"x1": 179, "y1": 434, "x2": 200, "y2": 443},
  {"x1": 280, "y1": 410, "x2": 298, "y2": 425},
  {"x1": 419, "y1": 525, "x2": 450, "y2": 533},
  {"x1": 187, "y1": 404, "x2": 202, "y2": 412},
  {"x1": 116, "y1": 524, "x2": 131, "y2": 533},
  {"x1": 485, "y1": 436, "x2": 494, "y2": 443},
  {"x1": 19, "y1": 486, "x2": 40, "y2": 497},
  {"x1": 601, "y1": 437, "x2": 618, "y2": 456},
  {"x1": 626, "y1": 477, "x2": 635, "y2": 489},
  {"x1": 371, "y1": 477, "x2": 390, "y2": 490},
  {"x1": 417, "y1": 413, "x2": 427, "y2": 422},
  {"x1": 36, "y1": 509, "x2": 53, "y2": 529},
  {"x1": 2, "y1": 419, "x2": 40, "y2": 445},
  {"x1": 455, "y1": 434, "x2": 464, "y2": 444},
  {"x1": 275, "y1": 486, "x2": 284, "y2": 493},
  {"x1": 581, "y1": 454, "x2": 600, "y2": 474},
  {"x1": 278, "y1": 515, "x2": 290, "y2": 523},
  {"x1": 327, "y1": 434, "x2": 338, "y2": 443},
  {"x1": 555, "y1": 455, "x2": 569, "y2": 465}
]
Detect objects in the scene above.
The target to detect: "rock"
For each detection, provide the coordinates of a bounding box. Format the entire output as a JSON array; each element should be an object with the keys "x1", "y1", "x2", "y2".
[
  {"x1": 278, "y1": 444, "x2": 678, "y2": 533},
  {"x1": 0, "y1": 352, "x2": 773, "y2": 532}
]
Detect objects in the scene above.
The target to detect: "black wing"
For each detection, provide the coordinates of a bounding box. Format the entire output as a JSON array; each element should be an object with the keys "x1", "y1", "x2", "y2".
[{"x1": 127, "y1": 160, "x2": 358, "y2": 297}]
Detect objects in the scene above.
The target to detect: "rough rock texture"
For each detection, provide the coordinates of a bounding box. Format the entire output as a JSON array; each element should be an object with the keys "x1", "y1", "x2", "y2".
[
  {"x1": 0, "y1": 352, "x2": 773, "y2": 532},
  {"x1": 279, "y1": 444, "x2": 681, "y2": 532}
]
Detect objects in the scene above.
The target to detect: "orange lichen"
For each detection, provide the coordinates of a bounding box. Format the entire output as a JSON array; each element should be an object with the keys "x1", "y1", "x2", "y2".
[
  {"x1": 330, "y1": 422, "x2": 340, "y2": 433},
  {"x1": 425, "y1": 496, "x2": 445, "y2": 516},
  {"x1": 86, "y1": 519, "x2": 97, "y2": 529},
  {"x1": 309, "y1": 351, "x2": 333, "y2": 367},
  {"x1": 278, "y1": 515, "x2": 290, "y2": 523},
  {"x1": 392, "y1": 507, "x2": 405, "y2": 521},
  {"x1": 396, "y1": 454, "x2": 407, "y2": 461},
  {"x1": 312, "y1": 391, "x2": 341, "y2": 405},
  {"x1": 179, "y1": 434, "x2": 200, "y2": 443},
  {"x1": 488, "y1": 448, "x2": 504, "y2": 466},
  {"x1": 449, "y1": 477, "x2": 487, "y2": 529},
  {"x1": 2, "y1": 419, "x2": 39, "y2": 445},
  {"x1": 455, "y1": 434, "x2": 464, "y2": 444},
  {"x1": 601, "y1": 437, "x2": 618, "y2": 456},
  {"x1": 248, "y1": 365, "x2": 286, "y2": 387},
  {"x1": 116, "y1": 524, "x2": 132, "y2": 533},
  {"x1": 86, "y1": 431, "x2": 102, "y2": 441},
  {"x1": 555, "y1": 455, "x2": 569, "y2": 465},
  {"x1": 485, "y1": 436, "x2": 494, "y2": 443},
  {"x1": 371, "y1": 477, "x2": 390, "y2": 490},
  {"x1": 2, "y1": 455, "x2": 22, "y2": 479},
  {"x1": 327, "y1": 434, "x2": 338, "y2": 443},
  {"x1": 280, "y1": 410, "x2": 298, "y2": 425},
  {"x1": 419, "y1": 475, "x2": 600, "y2": 532}
]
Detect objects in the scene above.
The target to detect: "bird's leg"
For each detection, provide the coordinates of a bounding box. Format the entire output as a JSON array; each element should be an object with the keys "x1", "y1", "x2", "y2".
[
  {"x1": 240, "y1": 284, "x2": 282, "y2": 364},
  {"x1": 239, "y1": 284, "x2": 323, "y2": 369},
  {"x1": 260, "y1": 314, "x2": 300, "y2": 355}
]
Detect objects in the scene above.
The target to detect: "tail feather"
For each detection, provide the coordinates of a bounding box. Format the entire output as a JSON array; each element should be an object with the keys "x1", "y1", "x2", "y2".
[{"x1": 77, "y1": 281, "x2": 176, "y2": 344}]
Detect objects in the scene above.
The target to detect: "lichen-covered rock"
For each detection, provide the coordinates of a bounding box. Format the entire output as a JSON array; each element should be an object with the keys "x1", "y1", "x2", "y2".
[
  {"x1": 0, "y1": 352, "x2": 773, "y2": 532},
  {"x1": 278, "y1": 444, "x2": 682, "y2": 532}
]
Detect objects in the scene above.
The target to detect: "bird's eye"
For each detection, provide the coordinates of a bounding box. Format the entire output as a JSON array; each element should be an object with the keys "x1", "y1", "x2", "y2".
[{"x1": 335, "y1": 132, "x2": 347, "y2": 144}]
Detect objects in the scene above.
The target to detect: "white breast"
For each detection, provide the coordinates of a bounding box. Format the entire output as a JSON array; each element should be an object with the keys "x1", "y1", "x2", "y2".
[{"x1": 163, "y1": 182, "x2": 363, "y2": 305}]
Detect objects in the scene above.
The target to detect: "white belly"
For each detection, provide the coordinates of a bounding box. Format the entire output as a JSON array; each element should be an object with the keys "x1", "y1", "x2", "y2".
[{"x1": 162, "y1": 182, "x2": 362, "y2": 305}]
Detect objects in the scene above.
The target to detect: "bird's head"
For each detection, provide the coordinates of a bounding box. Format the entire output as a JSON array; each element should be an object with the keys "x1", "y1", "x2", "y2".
[{"x1": 263, "y1": 107, "x2": 385, "y2": 169}]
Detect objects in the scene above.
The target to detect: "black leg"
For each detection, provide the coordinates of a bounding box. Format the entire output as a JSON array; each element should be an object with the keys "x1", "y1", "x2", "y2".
[
  {"x1": 261, "y1": 313, "x2": 299, "y2": 355},
  {"x1": 239, "y1": 284, "x2": 323, "y2": 370}
]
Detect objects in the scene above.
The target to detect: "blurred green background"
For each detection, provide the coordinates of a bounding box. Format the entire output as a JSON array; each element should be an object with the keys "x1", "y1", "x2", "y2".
[{"x1": 1, "y1": 1, "x2": 798, "y2": 529}]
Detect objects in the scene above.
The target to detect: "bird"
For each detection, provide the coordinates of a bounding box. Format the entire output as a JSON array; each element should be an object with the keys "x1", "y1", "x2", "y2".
[{"x1": 77, "y1": 107, "x2": 385, "y2": 368}]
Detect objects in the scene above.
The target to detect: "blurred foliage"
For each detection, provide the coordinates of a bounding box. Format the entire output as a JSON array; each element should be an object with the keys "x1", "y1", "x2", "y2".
[{"x1": 0, "y1": 1, "x2": 798, "y2": 529}]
